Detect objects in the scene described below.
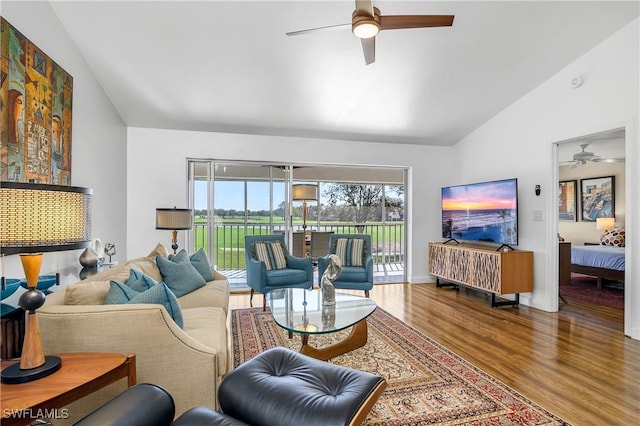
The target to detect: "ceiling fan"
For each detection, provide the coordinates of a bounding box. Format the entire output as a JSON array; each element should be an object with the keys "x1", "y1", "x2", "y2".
[
  {"x1": 286, "y1": 0, "x2": 454, "y2": 65},
  {"x1": 562, "y1": 143, "x2": 625, "y2": 168}
]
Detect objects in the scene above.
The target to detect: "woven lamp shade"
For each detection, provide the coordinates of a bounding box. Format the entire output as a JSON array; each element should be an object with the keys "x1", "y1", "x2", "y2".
[{"x1": 0, "y1": 182, "x2": 92, "y2": 255}]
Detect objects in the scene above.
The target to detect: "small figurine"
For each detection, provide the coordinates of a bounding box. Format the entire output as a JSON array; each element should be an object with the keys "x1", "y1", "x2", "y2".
[
  {"x1": 321, "y1": 254, "x2": 342, "y2": 306},
  {"x1": 104, "y1": 242, "x2": 117, "y2": 264}
]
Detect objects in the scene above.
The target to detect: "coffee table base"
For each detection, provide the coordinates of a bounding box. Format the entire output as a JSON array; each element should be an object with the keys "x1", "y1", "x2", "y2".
[{"x1": 299, "y1": 319, "x2": 368, "y2": 361}]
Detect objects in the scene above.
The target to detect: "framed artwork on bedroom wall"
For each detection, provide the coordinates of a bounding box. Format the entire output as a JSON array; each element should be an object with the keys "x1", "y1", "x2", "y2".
[
  {"x1": 558, "y1": 180, "x2": 577, "y2": 221},
  {"x1": 580, "y1": 176, "x2": 615, "y2": 221}
]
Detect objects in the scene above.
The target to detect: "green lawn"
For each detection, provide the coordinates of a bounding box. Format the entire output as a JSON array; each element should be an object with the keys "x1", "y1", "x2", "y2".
[{"x1": 193, "y1": 219, "x2": 404, "y2": 269}]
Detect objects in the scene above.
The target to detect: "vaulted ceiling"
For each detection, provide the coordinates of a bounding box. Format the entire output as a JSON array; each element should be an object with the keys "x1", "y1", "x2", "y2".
[{"x1": 48, "y1": 1, "x2": 638, "y2": 147}]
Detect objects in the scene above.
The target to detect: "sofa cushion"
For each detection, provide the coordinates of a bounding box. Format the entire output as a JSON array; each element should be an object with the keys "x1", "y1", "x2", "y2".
[
  {"x1": 266, "y1": 268, "x2": 308, "y2": 286},
  {"x1": 251, "y1": 241, "x2": 287, "y2": 271},
  {"x1": 64, "y1": 280, "x2": 111, "y2": 305},
  {"x1": 104, "y1": 280, "x2": 184, "y2": 328},
  {"x1": 178, "y1": 280, "x2": 230, "y2": 313},
  {"x1": 182, "y1": 307, "x2": 228, "y2": 376},
  {"x1": 337, "y1": 266, "x2": 368, "y2": 282},
  {"x1": 122, "y1": 257, "x2": 164, "y2": 282},
  {"x1": 169, "y1": 249, "x2": 214, "y2": 282},
  {"x1": 148, "y1": 243, "x2": 169, "y2": 259},
  {"x1": 156, "y1": 255, "x2": 206, "y2": 297}
]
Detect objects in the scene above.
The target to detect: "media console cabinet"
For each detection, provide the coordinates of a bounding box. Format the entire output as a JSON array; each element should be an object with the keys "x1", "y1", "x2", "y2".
[{"x1": 428, "y1": 242, "x2": 533, "y2": 307}]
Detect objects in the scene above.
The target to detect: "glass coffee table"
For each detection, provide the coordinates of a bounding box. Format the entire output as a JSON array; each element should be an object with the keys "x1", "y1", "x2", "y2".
[{"x1": 268, "y1": 288, "x2": 377, "y2": 361}]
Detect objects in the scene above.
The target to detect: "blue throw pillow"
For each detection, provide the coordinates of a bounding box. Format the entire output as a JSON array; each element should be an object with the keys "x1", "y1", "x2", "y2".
[
  {"x1": 169, "y1": 248, "x2": 214, "y2": 282},
  {"x1": 127, "y1": 269, "x2": 159, "y2": 292},
  {"x1": 104, "y1": 280, "x2": 183, "y2": 328},
  {"x1": 334, "y1": 238, "x2": 366, "y2": 267},
  {"x1": 251, "y1": 241, "x2": 288, "y2": 271},
  {"x1": 156, "y1": 255, "x2": 206, "y2": 297},
  {"x1": 105, "y1": 280, "x2": 138, "y2": 304}
]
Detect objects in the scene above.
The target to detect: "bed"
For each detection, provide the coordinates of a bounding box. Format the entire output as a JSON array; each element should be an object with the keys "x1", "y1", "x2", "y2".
[{"x1": 569, "y1": 244, "x2": 625, "y2": 288}]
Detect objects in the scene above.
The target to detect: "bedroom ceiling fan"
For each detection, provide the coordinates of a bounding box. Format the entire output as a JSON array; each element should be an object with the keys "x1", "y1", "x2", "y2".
[
  {"x1": 286, "y1": 0, "x2": 454, "y2": 65},
  {"x1": 562, "y1": 143, "x2": 625, "y2": 168}
]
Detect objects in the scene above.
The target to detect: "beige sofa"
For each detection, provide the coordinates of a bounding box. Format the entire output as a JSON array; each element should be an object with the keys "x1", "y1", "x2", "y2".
[{"x1": 38, "y1": 244, "x2": 230, "y2": 422}]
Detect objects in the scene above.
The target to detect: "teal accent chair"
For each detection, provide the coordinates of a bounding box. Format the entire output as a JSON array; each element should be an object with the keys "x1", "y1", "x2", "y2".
[
  {"x1": 317, "y1": 234, "x2": 373, "y2": 297},
  {"x1": 244, "y1": 234, "x2": 313, "y2": 310}
]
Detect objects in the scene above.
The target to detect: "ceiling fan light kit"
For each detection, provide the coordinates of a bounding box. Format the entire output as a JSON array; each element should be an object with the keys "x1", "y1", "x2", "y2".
[{"x1": 352, "y1": 7, "x2": 381, "y2": 38}]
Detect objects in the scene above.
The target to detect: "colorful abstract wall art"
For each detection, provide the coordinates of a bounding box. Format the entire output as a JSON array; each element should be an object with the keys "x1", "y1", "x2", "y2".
[{"x1": 1, "y1": 17, "x2": 73, "y2": 184}]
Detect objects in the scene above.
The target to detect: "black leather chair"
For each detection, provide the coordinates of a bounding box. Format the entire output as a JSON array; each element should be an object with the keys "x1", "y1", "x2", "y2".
[{"x1": 75, "y1": 347, "x2": 387, "y2": 426}]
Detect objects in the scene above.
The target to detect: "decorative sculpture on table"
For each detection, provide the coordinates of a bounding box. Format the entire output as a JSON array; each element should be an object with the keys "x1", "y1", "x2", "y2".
[
  {"x1": 104, "y1": 242, "x2": 116, "y2": 264},
  {"x1": 321, "y1": 254, "x2": 342, "y2": 306},
  {"x1": 79, "y1": 247, "x2": 99, "y2": 268},
  {"x1": 322, "y1": 304, "x2": 335, "y2": 329}
]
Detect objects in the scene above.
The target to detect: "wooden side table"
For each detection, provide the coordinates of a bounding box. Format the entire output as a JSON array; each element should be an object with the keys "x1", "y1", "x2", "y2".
[
  {"x1": 0, "y1": 307, "x2": 25, "y2": 360},
  {"x1": 1, "y1": 352, "x2": 136, "y2": 426}
]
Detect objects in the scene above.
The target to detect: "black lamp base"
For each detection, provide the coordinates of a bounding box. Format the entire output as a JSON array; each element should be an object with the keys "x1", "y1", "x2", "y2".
[{"x1": 1, "y1": 355, "x2": 62, "y2": 384}]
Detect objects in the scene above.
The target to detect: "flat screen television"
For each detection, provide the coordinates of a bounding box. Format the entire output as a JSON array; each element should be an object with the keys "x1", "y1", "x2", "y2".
[{"x1": 441, "y1": 178, "x2": 518, "y2": 246}]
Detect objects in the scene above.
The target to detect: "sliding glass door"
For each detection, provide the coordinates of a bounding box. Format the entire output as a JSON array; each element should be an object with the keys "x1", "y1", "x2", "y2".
[
  {"x1": 188, "y1": 160, "x2": 407, "y2": 287},
  {"x1": 189, "y1": 161, "x2": 291, "y2": 286}
]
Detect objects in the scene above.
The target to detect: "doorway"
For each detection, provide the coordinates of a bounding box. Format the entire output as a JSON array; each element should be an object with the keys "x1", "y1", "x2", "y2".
[{"x1": 556, "y1": 128, "x2": 626, "y2": 311}]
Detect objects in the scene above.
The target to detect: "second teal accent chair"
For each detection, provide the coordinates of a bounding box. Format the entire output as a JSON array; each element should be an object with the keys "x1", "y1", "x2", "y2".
[
  {"x1": 317, "y1": 233, "x2": 373, "y2": 297},
  {"x1": 244, "y1": 234, "x2": 313, "y2": 310}
]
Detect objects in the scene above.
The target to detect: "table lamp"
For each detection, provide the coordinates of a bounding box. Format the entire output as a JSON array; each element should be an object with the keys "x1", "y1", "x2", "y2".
[
  {"x1": 0, "y1": 182, "x2": 92, "y2": 383},
  {"x1": 596, "y1": 217, "x2": 615, "y2": 236},
  {"x1": 292, "y1": 184, "x2": 318, "y2": 257},
  {"x1": 156, "y1": 207, "x2": 193, "y2": 254}
]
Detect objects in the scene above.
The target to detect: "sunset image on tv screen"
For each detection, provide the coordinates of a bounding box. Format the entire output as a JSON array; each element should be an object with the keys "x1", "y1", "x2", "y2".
[{"x1": 441, "y1": 179, "x2": 518, "y2": 245}]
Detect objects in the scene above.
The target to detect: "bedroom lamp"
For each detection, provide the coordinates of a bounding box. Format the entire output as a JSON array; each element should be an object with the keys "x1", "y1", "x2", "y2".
[
  {"x1": 292, "y1": 184, "x2": 318, "y2": 258},
  {"x1": 596, "y1": 217, "x2": 615, "y2": 235},
  {"x1": 0, "y1": 182, "x2": 92, "y2": 384},
  {"x1": 156, "y1": 207, "x2": 193, "y2": 254}
]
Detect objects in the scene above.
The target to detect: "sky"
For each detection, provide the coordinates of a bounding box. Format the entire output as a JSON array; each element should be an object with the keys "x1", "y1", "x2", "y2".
[
  {"x1": 441, "y1": 179, "x2": 517, "y2": 211},
  {"x1": 195, "y1": 181, "x2": 287, "y2": 211},
  {"x1": 196, "y1": 180, "x2": 404, "y2": 212}
]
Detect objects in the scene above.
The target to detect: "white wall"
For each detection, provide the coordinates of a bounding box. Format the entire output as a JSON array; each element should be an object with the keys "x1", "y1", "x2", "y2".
[
  {"x1": 126, "y1": 127, "x2": 453, "y2": 283},
  {"x1": 2, "y1": 2, "x2": 127, "y2": 283},
  {"x1": 451, "y1": 19, "x2": 639, "y2": 337}
]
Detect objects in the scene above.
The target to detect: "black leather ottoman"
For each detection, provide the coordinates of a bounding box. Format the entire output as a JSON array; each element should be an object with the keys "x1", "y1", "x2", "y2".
[
  {"x1": 174, "y1": 346, "x2": 387, "y2": 426},
  {"x1": 73, "y1": 347, "x2": 386, "y2": 426}
]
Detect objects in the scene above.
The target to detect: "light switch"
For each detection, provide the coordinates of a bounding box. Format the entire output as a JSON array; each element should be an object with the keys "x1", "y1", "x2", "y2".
[{"x1": 533, "y1": 210, "x2": 543, "y2": 221}]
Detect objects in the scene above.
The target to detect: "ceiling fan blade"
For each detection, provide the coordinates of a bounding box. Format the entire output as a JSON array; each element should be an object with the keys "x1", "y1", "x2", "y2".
[
  {"x1": 379, "y1": 15, "x2": 454, "y2": 31},
  {"x1": 361, "y1": 36, "x2": 375, "y2": 65},
  {"x1": 355, "y1": 0, "x2": 373, "y2": 15},
  {"x1": 286, "y1": 23, "x2": 350, "y2": 36},
  {"x1": 593, "y1": 157, "x2": 625, "y2": 163}
]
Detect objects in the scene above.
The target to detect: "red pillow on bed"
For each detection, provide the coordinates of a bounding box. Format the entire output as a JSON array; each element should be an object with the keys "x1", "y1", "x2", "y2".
[{"x1": 601, "y1": 228, "x2": 625, "y2": 247}]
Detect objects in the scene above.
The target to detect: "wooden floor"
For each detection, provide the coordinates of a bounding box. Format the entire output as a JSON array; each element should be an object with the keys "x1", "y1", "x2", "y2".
[{"x1": 230, "y1": 282, "x2": 640, "y2": 426}]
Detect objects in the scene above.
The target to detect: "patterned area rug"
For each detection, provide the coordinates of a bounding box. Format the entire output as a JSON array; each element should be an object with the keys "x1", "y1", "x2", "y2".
[
  {"x1": 232, "y1": 307, "x2": 569, "y2": 425},
  {"x1": 560, "y1": 273, "x2": 624, "y2": 310}
]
